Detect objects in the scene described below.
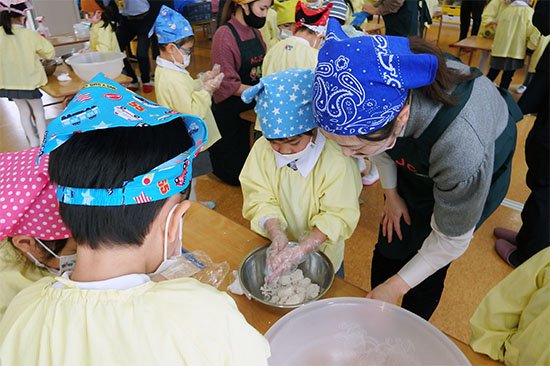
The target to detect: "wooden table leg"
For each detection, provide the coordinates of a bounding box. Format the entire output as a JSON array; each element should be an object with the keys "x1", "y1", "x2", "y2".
[
  {"x1": 437, "y1": 16, "x2": 443, "y2": 46},
  {"x1": 478, "y1": 51, "x2": 489, "y2": 72}
]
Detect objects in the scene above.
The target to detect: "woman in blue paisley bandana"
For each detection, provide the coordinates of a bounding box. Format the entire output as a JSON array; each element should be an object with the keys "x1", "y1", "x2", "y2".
[{"x1": 313, "y1": 19, "x2": 521, "y2": 320}]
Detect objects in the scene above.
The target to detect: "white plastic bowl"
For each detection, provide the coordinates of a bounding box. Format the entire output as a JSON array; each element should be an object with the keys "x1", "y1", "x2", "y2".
[
  {"x1": 65, "y1": 52, "x2": 125, "y2": 81},
  {"x1": 265, "y1": 297, "x2": 470, "y2": 366}
]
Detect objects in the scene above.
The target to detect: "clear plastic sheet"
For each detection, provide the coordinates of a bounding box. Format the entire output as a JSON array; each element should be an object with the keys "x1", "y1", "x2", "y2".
[{"x1": 159, "y1": 250, "x2": 229, "y2": 288}]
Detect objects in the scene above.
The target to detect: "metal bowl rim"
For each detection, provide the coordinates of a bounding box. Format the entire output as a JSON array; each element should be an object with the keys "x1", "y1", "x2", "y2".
[{"x1": 238, "y1": 244, "x2": 335, "y2": 309}]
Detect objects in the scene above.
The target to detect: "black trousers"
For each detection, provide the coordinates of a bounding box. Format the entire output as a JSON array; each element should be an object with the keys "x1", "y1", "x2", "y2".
[
  {"x1": 209, "y1": 97, "x2": 252, "y2": 186},
  {"x1": 514, "y1": 47, "x2": 550, "y2": 265},
  {"x1": 117, "y1": 15, "x2": 154, "y2": 83},
  {"x1": 371, "y1": 247, "x2": 450, "y2": 320},
  {"x1": 487, "y1": 68, "x2": 515, "y2": 90},
  {"x1": 514, "y1": 113, "x2": 549, "y2": 263},
  {"x1": 459, "y1": 0, "x2": 485, "y2": 40}
]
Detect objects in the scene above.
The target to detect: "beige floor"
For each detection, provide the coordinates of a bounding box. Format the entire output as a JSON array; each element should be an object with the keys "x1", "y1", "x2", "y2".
[{"x1": 0, "y1": 22, "x2": 532, "y2": 346}]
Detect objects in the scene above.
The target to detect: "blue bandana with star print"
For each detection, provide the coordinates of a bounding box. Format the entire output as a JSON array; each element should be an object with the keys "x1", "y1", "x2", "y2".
[
  {"x1": 39, "y1": 73, "x2": 207, "y2": 206},
  {"x1": 241, "y1": 68, "x2": 317, "y2": 139},
  {"x1": 150, "y1": 5, "x2": 193, "y2": 44},
  {"x1": 313, "y1": 18, "x2": 438, "y2": 136}
]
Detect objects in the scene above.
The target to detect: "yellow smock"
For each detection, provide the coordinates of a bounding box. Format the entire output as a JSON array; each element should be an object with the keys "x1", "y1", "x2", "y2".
[
  {"x1": 529, "y1": 35, "x2": 550, "y2": 73},
  {"x1": 155, "y1": 63, "x2": 221, "y2": 150},
  {"x1": 240, "y1": 136, "x2": 362, "y2": 271},
  {"x1": 0, "y1": 239, "x2": 50, "y2": 323},
  {"x1": 259, "y1": 8, "x2": 279, "y2": 50},
  {"x1": 0, "y1": 276, "x2": 270, "y2": 366},
  {"x1": 470, "y1": 247, "x2": 550, "y2": 366},
  {"x1": 491, "y1": 5, "x2": 540, "y2": 59},
  {"x1": 479, "y1": 0, "x2": 508, "y2": 37},
  {"x1": 255, "y1": 37, "x2": 318, "y2": 130},
  {"x1": 89, "y1": 21, "x2": 120, "y2": 52},
  {"x1": 262, "y1": 37, "x2": 318, "y2": 76},
  {"x1": 0, "y1": 26, "x2": 55, "y2": 90}
]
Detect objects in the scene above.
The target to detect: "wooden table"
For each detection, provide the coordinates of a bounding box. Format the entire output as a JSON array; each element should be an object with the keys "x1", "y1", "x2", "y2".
[
  {"x1": 41, "y1": 66, "x2": 132, "y2": 106},
  {"x1": 450, "y1": 36, "x2": 493, "y2": 72},
  {"x1": 48, "y1": 33, "x2": 89, "y2": 48},
  {"x1": 182, "y1": 203, "x2": 501, "y2": 365}
]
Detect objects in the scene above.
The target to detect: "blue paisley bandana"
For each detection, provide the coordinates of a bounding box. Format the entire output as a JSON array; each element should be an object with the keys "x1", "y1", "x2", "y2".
[{"x1": 313, "y1": 18, "x2": 438, "y2": 136}]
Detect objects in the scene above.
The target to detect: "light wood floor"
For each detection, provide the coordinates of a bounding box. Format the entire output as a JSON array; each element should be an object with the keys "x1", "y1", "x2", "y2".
[{"x1": 0, "y1": 21, "x2": 532, "y2": 346}]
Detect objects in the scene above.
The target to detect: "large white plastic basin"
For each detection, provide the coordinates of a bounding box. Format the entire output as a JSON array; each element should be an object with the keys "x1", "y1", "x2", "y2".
[
  {"x1": 265, "y1": 297, "x2": 470, "y2": 366},
  {"x1": 65, "y1": 52, "x2": 125, "y2": 81}
]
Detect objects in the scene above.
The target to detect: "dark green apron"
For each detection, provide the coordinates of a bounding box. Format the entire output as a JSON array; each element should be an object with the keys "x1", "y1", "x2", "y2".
[
  {"x1": 382, "y1": 0, "x2": 419, "y2": 37},
  {"x1": 210, "y1": 23, "x2": 265, "y2": 185},
  {"x1": 377, "y1": 69, "x2": 523, "y2": 260}
]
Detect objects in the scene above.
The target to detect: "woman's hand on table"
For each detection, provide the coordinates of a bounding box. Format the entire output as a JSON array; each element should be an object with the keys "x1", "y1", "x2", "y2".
[
  {"x1": 382, "y1": 188, "x2": 411, "y2": 243},
  {"x1": 366, "y1": 274, "x2": 410, "y2": 305}
]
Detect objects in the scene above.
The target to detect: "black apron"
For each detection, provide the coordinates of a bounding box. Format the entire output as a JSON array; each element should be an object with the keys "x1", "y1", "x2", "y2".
[
  {"x1": 210, "y1": 23, "x2": 265, "y2": 186},
  {"x1": 383, "y1": 0, "x2": 419, "y2": 37},
  {"x1": 377, "y1": 69, "x2": 523, "y2": 260}
]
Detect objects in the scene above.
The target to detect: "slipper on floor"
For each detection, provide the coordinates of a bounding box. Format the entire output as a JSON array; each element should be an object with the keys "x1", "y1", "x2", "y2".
[{"x1": 495, "y1": 239, "x2": 518, "y2": 268}]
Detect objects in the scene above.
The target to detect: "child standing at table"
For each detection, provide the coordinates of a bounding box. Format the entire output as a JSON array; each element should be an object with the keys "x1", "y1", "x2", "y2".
[
  {"x1": 257, "y1": 1, "x2": 330, "y2": 135},
  {"x1": 152, "y1": 6, "x2": 224, "y2": 208},
  {"x1": 262, "y1": 2, "x2": 331, "y2": 76},
  {"x1": 0, "y1": 148, "x2": 76, "y2": 323},
  {"x1": 486, "y1": 0, "x2": 540, "y2": 90},
  {"x1": 0, "y1": 75, "x2": 270, "y2": 365},
  {"x1": 239, "y1": 69, "x2": 361, "y2": 281},
  {"x1": 0, "y1": 0, "x2": 54, "y2": 147},
  {"x1": 80, "y1": 0, "x2": 119, "y2": 52}
]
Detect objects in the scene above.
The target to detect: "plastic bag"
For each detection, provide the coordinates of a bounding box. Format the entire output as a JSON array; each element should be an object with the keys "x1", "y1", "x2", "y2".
[{"x1": 159, "y1": 250, "x2": 230, "y2": 288}]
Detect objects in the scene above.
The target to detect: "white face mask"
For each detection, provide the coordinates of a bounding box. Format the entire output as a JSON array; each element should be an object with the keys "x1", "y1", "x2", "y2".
[
  {"x1": 307, "y1": 0, "x2": 323, "y2": 8},
  {"x1": 171, "y1": 47, "x2": 191, "y2": 70},
  {"x1": 149, "y1": 204, "x2": 183, "y2": 277},
  {"x1": 272, "y1": 138, "x2": 315, "y2": 165},
  {"x1": 26, "y1": 238, "x2": 77, "y2": 276},
  {"x1": 279, "y1": 29, "x2": 292, "y2": 40}
]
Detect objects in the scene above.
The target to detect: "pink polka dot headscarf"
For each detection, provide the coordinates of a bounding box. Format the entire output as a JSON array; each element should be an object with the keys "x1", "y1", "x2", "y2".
[{"x1": 0, "y1": 148, "x2": 71, "y2": 241}]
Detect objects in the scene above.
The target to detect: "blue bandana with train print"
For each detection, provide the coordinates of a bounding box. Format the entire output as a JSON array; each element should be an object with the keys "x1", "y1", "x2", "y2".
[
  {"x1": 150, "y1": 5, "x2": 193, "y2": 44},
  {"x1": 38, "y1": 73, "x2": 207, "y2": 206}
]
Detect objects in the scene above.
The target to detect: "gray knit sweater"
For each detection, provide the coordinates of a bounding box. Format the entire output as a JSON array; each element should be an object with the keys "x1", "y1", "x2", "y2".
[{"x1": 405, "y1": 60, "x2": 509, "y2": 236}]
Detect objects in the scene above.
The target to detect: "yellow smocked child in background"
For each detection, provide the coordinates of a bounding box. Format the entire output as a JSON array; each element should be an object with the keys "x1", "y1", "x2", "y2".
[
  {"x1": 486, "y1": 0, "x2": 540, "y2": 90},
  {"x1": 479, "y1": 0, "x2": 509, "y2": 38},
  {"x1": 152, "y1": 6, "x2": 223, "y2": 208},
  {"x1": 256, "y1": 2, "x2": 330, "y2": 133},
  {"x1": 239, "y1": 69, "x2": 361, "y2": 282},
  {"x1": 0, "y1": 0, "x2": 54, "y2": 147},
  {"x1": 262, "y1": 2, "x2": 330, "y2": 76},
  {"x1": 259, "y1": 5, "x2": 278, "y2": 49},
  {"x1": 0, "y1": 148, "x2": 76, "y2": 323},
  {"x1": 81, "y1": 0, "x2": 119, "y2": 52},
  {"x1": 272, "y1": 0, "x2": 298, "y2": 40}
]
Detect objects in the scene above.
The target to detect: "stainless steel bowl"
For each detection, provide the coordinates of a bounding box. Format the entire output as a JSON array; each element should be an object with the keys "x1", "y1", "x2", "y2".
[{"x1": 239, "y1": 244, "x2": 334, "y2": 310}]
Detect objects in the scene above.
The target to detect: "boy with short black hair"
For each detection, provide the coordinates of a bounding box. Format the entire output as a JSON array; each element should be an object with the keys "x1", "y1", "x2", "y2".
[{"x1": 0, "y1": 74, "x2": 270, "y2": 366}]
